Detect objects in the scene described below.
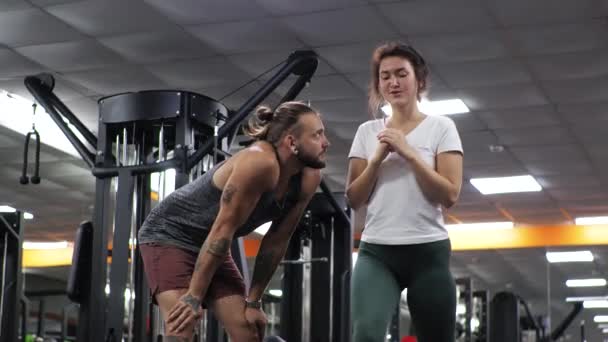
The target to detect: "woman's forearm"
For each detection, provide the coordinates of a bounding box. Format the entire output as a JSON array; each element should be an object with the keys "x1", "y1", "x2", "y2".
[
  {"x1": 409, "y1": 156, "x2": 459, "y2": 208},
  {"x1": 346, "y1": 161, "x2": 382, "y2": 210}
]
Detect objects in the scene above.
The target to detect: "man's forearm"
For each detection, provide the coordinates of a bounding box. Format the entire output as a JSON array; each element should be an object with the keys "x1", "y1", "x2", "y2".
[
  {"x1": 188, "y1": 234, "x2": 233, "y2": 299},
  {"x1": 248, "y1": 239, "x2": 288, "y2": 301}
]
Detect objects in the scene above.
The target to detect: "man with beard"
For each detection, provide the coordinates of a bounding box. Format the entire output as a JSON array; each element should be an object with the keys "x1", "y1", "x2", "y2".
[{"x1": 138, "y1": 101, "x2": 330, "y2": 341}]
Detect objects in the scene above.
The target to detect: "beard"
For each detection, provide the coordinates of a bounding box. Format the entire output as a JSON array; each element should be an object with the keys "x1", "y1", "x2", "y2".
[{"x1": 296, "y1": 148, "x2": 326, "y2": 169}]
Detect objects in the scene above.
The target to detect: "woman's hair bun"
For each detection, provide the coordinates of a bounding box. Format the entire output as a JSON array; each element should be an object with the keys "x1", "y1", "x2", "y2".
[{"x1": 255, "y1": 105, "x2": 274, "y2": 123}]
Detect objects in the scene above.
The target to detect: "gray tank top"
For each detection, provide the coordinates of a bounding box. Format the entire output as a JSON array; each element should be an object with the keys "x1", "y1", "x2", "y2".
[{"x1": 138, "y1": 158, "x2": 302, "y2": 252}]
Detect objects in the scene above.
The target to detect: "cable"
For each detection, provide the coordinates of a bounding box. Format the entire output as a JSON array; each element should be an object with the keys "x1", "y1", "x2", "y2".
[{"x1": 218, "y1": 59, "x2": 287, "y2": 101}]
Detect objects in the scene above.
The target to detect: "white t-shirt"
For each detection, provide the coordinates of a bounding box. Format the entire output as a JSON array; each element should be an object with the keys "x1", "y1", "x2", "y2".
[{"x1": 348, "y1": 115, "x2": 463, "y2": 245}]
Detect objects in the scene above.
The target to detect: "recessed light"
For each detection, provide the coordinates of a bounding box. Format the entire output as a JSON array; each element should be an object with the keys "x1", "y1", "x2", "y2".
[
  {"x1": 594, "y1": 315, "x2": 608, "y2": 323},
  {"x1": 0, "y1": 205, "x2": 16, "y2": 213},
  {"x1": 470, "y1": 175, "x2": 542, "y2": 195},
  {"x1": 583, "y1": 300, "x2": 608, "y2": 308},
  {"x1": 22, "y1": 241, "x2": 69, "y2": 250},
  {"x1": 566, "y1": 296, "x2": 608, "y2": 302},
  {"x1": 566, "y1": 278, "x2": 607, "y2": 287},
  {"x1": 546, "y1": 251, "x2": 593, "y2": 263},
  {"x1": 575, "y1": 216, "x2": 608, "y2": 225}
]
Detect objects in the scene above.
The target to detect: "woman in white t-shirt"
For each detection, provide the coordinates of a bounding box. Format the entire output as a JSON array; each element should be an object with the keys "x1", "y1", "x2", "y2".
[{"x1": 347, "y1": 43, "x2": 464, "y2": 342}]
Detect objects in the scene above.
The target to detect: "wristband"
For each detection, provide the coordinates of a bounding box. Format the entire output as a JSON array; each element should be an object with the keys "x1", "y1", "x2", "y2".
[{"x1": 245, "y1": 299, "x2": 262, "y2": 309}]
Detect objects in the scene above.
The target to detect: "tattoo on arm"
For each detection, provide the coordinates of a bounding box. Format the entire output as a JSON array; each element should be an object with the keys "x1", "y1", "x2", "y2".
[
  {"x1": 251, "y1": 250, "x2": 278, "y2": 290},
  {"x1": 180, "y1": 293, "x2": 201, "y2": 312},
  {"x1": 222, "y1": 184, "x2": 237, "y2": 204},
  {"x1": 205, "y1": 238, "x2": 231, "y2": 257},
  {"x1": 194, "y1": 238, "x2": 231, "y2": 272}
]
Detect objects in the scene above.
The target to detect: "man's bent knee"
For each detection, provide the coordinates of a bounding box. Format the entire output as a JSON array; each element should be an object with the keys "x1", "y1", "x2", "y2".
[{"x1": 224, "y1": 318, "x2": 258, "y2": 342}]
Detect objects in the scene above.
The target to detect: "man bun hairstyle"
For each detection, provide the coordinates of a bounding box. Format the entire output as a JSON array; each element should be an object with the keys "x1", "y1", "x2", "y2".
[{"x1": 245, "y1": 101, "x2": 318, "y2": 144}]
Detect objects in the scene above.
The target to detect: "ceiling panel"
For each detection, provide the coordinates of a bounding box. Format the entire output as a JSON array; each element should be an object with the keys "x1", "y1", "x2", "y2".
[
  {"x1": 187, "y1": 19, "x2": 306, "y2": 55},
  {"x1": 0, "y1": 132, "x2": 21, "y2": 148},
  {"x1": 556, "y1": 102, "x2": 608, "y2": 123},
  {"x1": 476, "y1": 106, "x2": 560, "y2": 129},
  {"x1": 450, "y1": 113, "x2": 487, "y2": 133},
  {"x1": 487, "y1": 0, "x2": 598, "y2": 26},
  {"x1": 0, "y1": 48, "x2": 46, "y2": 78},
  {"x1": 569, "y1": 124, "x2": 607, "y2": 145},
  {"x1": 0, "y1": 75, "x2": 95, "y2": 104},
  {"x1": 377, "y1": 0, "x2": 495, "y2": 35},
  {"x1": 548, "y1": 187, "x2": 608, "y2": 202},
  {"x1": 0, "y1": 0, "x2": 32, "y2": 11},
  {"x1": 47, "y1": 0, "x2": 175, "y2": 37},
  {"x1": 584, "y1": 144, "x2": 608, "y2": 161},
  {"x1": 456, "y1": 83, "x2": 548, "y2": 110},
  {"x1": 256, "y1": 0, "x2": 366, "y2": 15},
  {"x1": 435, "y1": 58, "x2": 531, "y2": 88},
  {"x1": 311, "y1": 98, "x2": 370, "y2": 123},
  {"x1": 228, "y1": 50, "x2": 336, "y2": 78},
  {"x1": 460, "y1": 131, "x2": 499, "y2": 152},
  {"x1": 510, "y1": 145, "x2": 586, "y2": 163},
  {"x1": 525, "y1": 160, "x2": 594, "y2": 176},
  {"x1": 542, "y1": 76, "x2": 608, "y2": 104},
  {"x1": 99, "y1": 29, "x2": 218, "y2": 64},
  {"x1": 494, "y1": 126, "x2": 576, "y2": 146},
  {"x1": 316, "y1": 41, "x2": 384, "y2": 74},
  {"x1": 195, "y1": 81, "x2": 280, "y2": 110},
  {"x1": 145, "y1": 56, "x2": 256, "y2": 90},
  {"x1": 507, "y1": 22, "x2": 608, "y2": 56},
  {"x1": 144, "y1": 0, "x2": 269, "y2": 25},
  {"x1": 0, "y1": 8, "x2": 83, "y2": 47},
  {"x1": 63, "y1": 65, "x2": 168, "y2": 95},
  {"x1": 409, "y1": 31, "x2": 510, "y2": 64},
  {"x1": 281, "y1": 6, "x2": 397, "y2": 47},
  {"x1": 536, "y1": 174, "x2": 601, "y2": 189},
  {"x1": 526, "y1": 49, "x2": 608, "y2": 81},
  {"x1": 325, "y1": 120, "x2": 360, "y2": 140},
  {"x1": 32, "y1": 0, "x2": 83, "y2": 6},
  {"x1": 0, "y1": 146, "x2": 63, "y2": 164},
  {"x1": 465, "y1": 161, "x2": 527, "y2": 178},
  {"x1": 485, "y1": 191, "x2": 554, "y2": 205},
  {"x1": 343, "y1": 72, "x2": 371, "y2": 93},
  {"x1": 464, "y1": 146, "x2": 519, "y2": 166},
  {"x1": 16, "y1": 40, "x2": 126, "y2": 72},
  {"x1": 297, "y1": 75, "x2": 362, "y2": 102}
]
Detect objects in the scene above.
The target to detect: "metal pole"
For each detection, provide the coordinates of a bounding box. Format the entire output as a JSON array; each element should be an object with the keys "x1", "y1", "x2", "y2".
[
  {"x1": 105, "y1": 171, "x2": 136, "y2": 341},
  {"x1": 24, "y1": 76, "x2": 96, "y2": 167},
  {"x1": 0, "y1": 232, "x2": 7, "y2": 329},
  {"x1": 37, "y1": 299, "x2": 45, "y2": 338}
]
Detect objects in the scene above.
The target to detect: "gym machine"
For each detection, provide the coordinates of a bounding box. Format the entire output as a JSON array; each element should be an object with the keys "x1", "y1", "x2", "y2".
[
  {"x1": 0, "y1": 211, "x2": 25, "y2": 341},
  {"x1": 25, "y1": 50, "x2": 326, "y2": 342},
  {"x1": 489, "y1": 291, "x2": 582, "y2": 342},
  {"x1": 279, "y1": 191, "x2": 352, "y2": 342}
]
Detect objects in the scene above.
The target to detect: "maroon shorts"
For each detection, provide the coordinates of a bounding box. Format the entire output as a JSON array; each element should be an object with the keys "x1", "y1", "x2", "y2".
[{"x1": 139, "y1": 242, "x2": 246, "y2": 305}]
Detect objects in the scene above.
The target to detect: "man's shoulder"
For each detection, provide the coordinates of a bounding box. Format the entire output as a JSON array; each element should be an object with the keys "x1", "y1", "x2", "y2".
[{"x1": 234, "y1": 145, "x2": 280, "y2": 183}]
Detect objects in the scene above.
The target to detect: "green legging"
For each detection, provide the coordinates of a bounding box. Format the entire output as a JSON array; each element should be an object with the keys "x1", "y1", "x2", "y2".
[{"x1": 351, "y1": 239, "x2": 456, "y2": 342}]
